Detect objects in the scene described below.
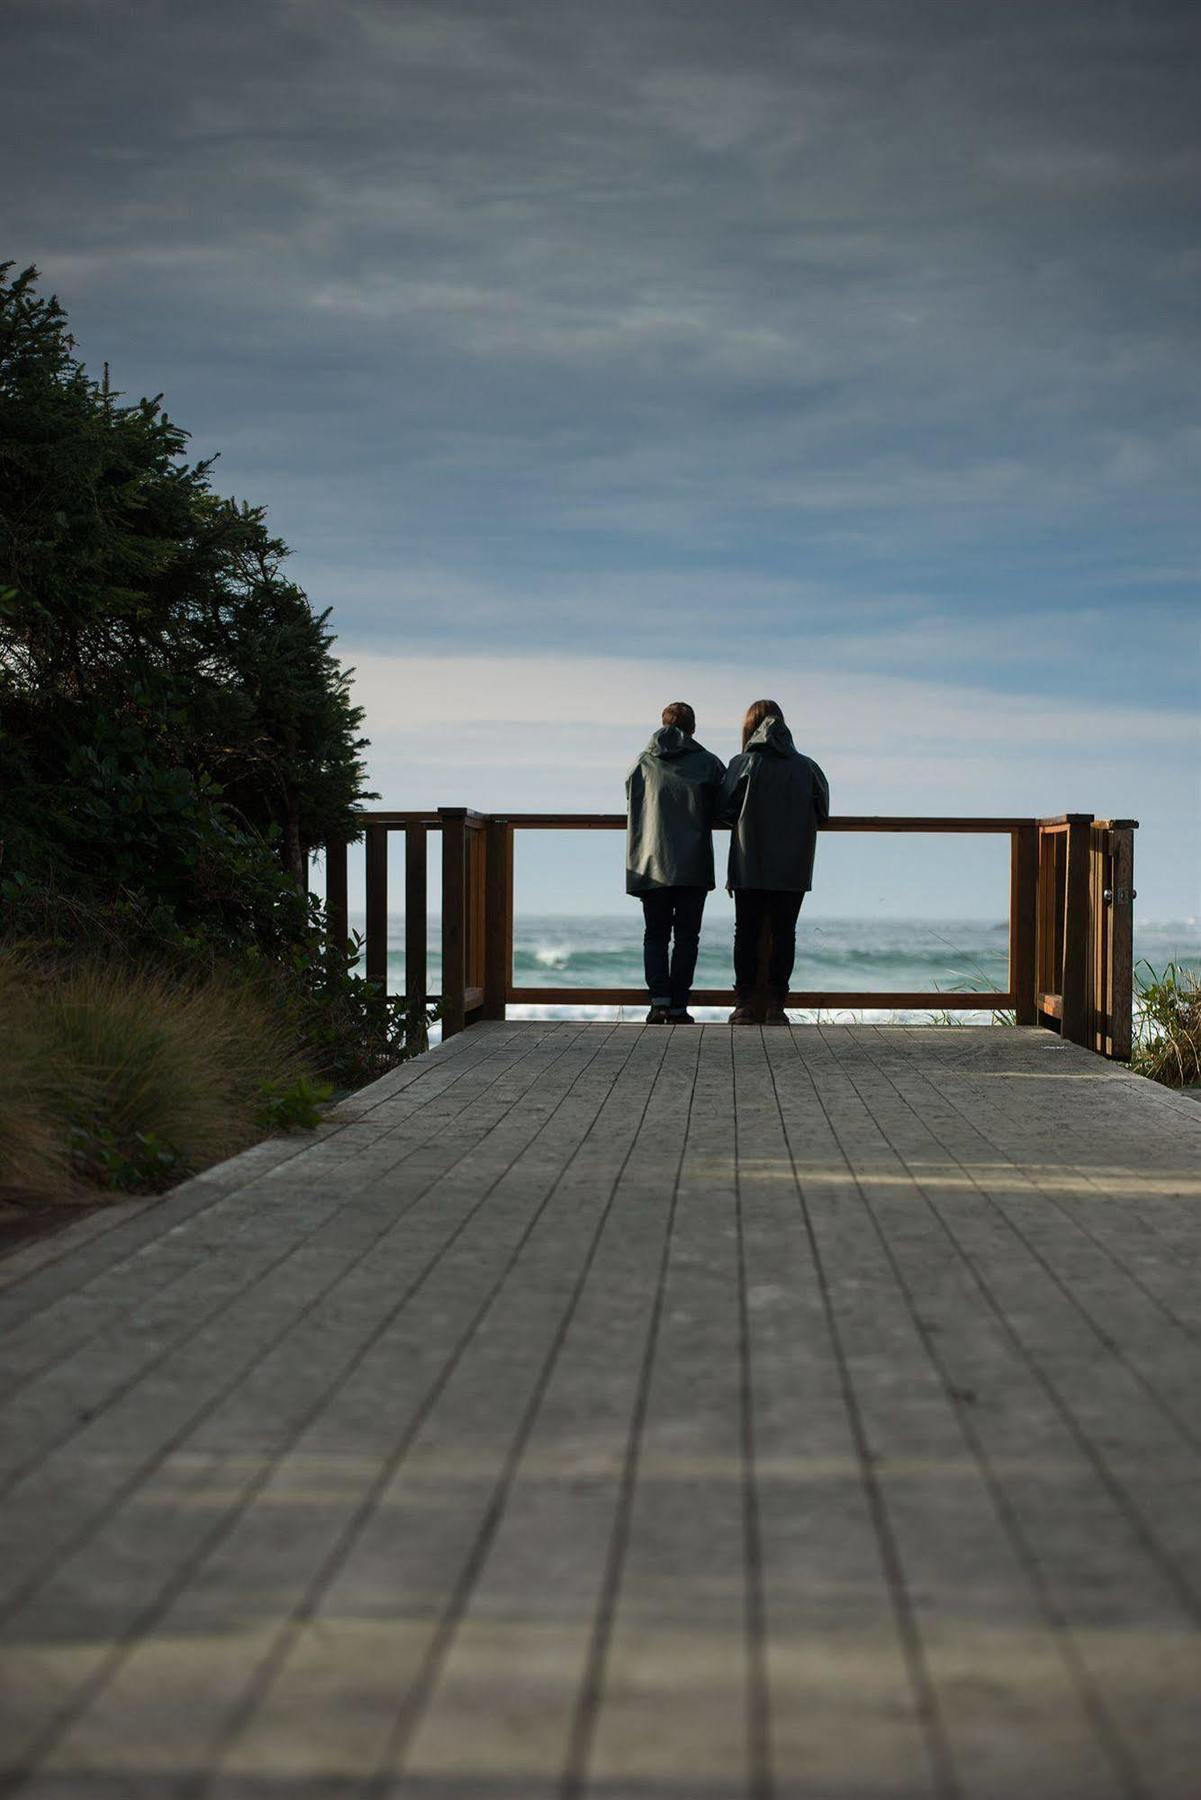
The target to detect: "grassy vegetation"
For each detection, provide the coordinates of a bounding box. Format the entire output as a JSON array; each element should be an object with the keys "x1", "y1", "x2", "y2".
[
  {"x1": 1131, "y1": 961, "x2": 1201, "y2": 1089},
  {"x1": 1, "y1": 267, "x2": 433, "y2": 1213},
  {"x1": 0, "y1": 949, "x2": 328, "y2": 1202}
]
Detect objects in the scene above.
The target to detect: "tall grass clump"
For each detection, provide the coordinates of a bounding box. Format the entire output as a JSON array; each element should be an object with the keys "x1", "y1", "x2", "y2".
[
  {"x1": 1131, "y1": 961, "x2": 1201, "y2": 1089},
  {"x1": 0, "y1": 953, "x2": 73, "y2": 1197},
  {"x1": 0, "y1": 950, "x2": 316, "y2": 1200}
]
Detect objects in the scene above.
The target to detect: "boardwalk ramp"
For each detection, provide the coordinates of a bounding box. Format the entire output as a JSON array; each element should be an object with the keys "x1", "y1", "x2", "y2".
[{"x1": 2, "y1": 1021, "x2": 1200, "y2": 1797}]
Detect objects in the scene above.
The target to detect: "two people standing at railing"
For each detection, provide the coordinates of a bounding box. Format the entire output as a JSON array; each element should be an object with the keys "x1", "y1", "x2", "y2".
[{"x1": 625, "y1": 699, "x2": 830, "y2": 1024}]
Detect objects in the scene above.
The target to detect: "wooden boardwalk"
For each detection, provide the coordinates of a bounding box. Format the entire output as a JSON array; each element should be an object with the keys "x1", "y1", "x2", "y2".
[{"x1": 2, "y1": 1021, "x2": 1201, "y2": 1799}]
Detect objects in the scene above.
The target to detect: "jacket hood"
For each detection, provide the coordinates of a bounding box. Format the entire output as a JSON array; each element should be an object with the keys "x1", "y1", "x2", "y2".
[
  {"x1": 745, "y1": 715, "x2": 795, "y2": 755},
  {"x1": 646, "y1": 725, "x2": 698, "y2": 758}
]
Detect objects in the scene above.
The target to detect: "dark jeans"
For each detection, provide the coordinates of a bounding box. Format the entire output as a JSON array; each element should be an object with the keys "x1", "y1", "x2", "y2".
[
  {"x1": 733, "y1": 889, "x2": 804, "y2": 1002},
  {"x1": 641, "y1": 887, "x2": 707, "y2": 1010}
]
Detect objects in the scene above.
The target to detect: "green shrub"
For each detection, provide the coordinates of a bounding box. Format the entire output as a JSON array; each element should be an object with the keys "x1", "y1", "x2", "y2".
[
  {"x1": 0, "y1": 952, "x2": 74, "y2": 1197},
  {"x1": 0, "y1": 949, "x2": 313, "y2": 1199},
  {"x1": 1132, "y1": 961, "x2": 1201, "y2": 1088},
  {"x1": 257, "y1": 1075, "x2": 334, "y2": 1133}
]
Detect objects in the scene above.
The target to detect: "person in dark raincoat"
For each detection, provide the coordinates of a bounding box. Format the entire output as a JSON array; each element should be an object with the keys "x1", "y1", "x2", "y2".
[
  {"x1": 720, "y1": 699, "x2": 829, "y2": 1026},
  {"x1": 626, "y1": 702, "x2": 726, "y2": 1023}
]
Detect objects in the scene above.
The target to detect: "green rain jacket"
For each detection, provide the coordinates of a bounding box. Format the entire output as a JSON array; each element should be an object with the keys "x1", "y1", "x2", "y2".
[
  {"x1": 625, "y1": 726, "x2": 727, "y2": 894},
  {"x1": 720, "y1": 716, "x2": 830, "y2": 892}
]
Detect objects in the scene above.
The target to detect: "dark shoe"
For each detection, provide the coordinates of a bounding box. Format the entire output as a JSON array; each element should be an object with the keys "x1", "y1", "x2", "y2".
[
  {"x1": 646, "y1": 1006, "x2": 669, "y2": 1024},
  {"x1": 763, "y1": 1008, "x2": 791, "y2": 1027},
  {"x1": 667, "y1": 1008, "x2": 695, "y2": 1024},
  {"x1": 729, "y1": 1006, "x2": 758, "y2": 1025}
]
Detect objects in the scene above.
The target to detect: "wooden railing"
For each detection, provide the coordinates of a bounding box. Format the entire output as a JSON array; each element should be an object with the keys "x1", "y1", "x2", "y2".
[{"x1": 321, "y1": 811, "x2": 1137, "y2": 1057}]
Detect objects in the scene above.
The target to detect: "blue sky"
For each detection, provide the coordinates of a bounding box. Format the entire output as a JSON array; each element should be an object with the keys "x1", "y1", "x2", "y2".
[{"x1": 6, "y1": 0, "x2": 1198, "y2": 915}]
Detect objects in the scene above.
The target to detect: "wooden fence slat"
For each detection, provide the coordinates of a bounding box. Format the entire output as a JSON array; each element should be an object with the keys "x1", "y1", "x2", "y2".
[
  {"x1": 1110, "y1": 828, "x2": 1136, "y2": 1062},
  {"x1": 325, "y1": 838, "x2": 348, "y2": 951},
  {"x1": 440, "y1": 809, "x2": 468, "y2": 1039},
  {"x1": 1060, "y1": 816, "x2": 1093, "y2": 1046},
  {"x1": 468, "y1": 826, "x2": 487, "y2": 1002},
  {"x1": 405, "y1": 823, "x2": 428, "y2": 1048},
  {"x1": 1010, "y1": 824, "x2": 1038, "y2": 1027},
  {"x1": 1090, "y1": 828, "x2": 1109, "y2": 1057},
  {"x1": 506, "y1": 987, "x2": 1014, "y2": 1008},
  {"x1": 364, "y1": 824, "x2": 388, "y2": 990},
  {"x1": 484, "y1": 822, "x2": 513, "y2": 1020}
]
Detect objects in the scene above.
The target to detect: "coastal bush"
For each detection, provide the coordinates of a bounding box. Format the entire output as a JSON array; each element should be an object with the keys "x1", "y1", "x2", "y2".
[
  {"x1": 0, "y1": 949, "x2": 312, "y2": 1198},
  {"x1": 257, "y1": 1075, "x2": 335, "y2": 1134},
  {"x1": 1132, "y1": 962, "x2": 1201, "y2": 1089},
  {"x1": 0, "y1": 953, "x2": 72, "y2": 1197},
  {"x1": 0, "y1": 262, "x2": 427, "y2": 1194},
  {"x1": 0, "y1": 261, "x2": 370, "y2": 949}
]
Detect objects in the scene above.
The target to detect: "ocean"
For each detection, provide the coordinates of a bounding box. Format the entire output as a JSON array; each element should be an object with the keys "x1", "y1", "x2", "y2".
[{"x1": 357, "y1": 912, "x2": 1201, "y2": 1026}]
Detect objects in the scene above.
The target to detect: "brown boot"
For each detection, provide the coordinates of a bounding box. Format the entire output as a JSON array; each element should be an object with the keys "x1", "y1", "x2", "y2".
[
  {"x1": 763, "y1": 1007, "x2": 791, "y2": 1027},
  {"x1": 729, "y1": 1005, "x2": 758, "y2": 1025}
]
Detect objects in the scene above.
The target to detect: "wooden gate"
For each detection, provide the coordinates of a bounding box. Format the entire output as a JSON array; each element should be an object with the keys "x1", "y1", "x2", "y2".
[{"x1": 1035, "y1": 816, "x2": 1137, "y2": 1059}]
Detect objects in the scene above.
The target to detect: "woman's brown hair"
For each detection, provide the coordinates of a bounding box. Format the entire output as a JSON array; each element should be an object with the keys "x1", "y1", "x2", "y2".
[{"x1": 741, "y1": 697, "x2": 786, "y2": 750}]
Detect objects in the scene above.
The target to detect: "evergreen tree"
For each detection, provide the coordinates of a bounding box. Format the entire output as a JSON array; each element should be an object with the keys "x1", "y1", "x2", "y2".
[{"x1": 0, "y1": 261, "x2": 371, "y2": 937}]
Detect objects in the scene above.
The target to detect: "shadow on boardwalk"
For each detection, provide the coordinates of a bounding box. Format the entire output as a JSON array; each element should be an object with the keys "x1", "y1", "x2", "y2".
[{"x1": 2, "y1": 1022, "x2": 1200, "y2": 1798}]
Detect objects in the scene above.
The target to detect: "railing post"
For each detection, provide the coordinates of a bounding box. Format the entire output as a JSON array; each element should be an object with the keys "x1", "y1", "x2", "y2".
[
  {"x1": 1109, "y1": 826, "x2": 1135, "y2": 1062},
  {"x1": 1060, "y1": 815, "x2": 1093, "y2": 1046},
  {"x1": 365, "y1": 823, "x2": 388, "y2": 991},
  {"x1": 325, "y1": 838, "x2": 348, "y2": 951},
  {"x1": 483, "y1": 819, "x2": 513, "y2": 1020},
  {"x1": 405, "y1": 823, "x2": 428, "y2": 1048},
  {"x1": 1009, "y1": 824, "x2": 1037, "y2": 1026},
  {"x1": 440, "y1": 808, "x2": 468, "y2": 1038}
]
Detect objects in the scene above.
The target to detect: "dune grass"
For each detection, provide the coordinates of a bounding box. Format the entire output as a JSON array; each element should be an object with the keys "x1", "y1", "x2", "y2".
[
  {"x1": 0, "y1": 950, "x2": 321, "y2": 1202},
  {"x1": 1132, "y1": 960, "x2": 1201, "y2": 1089}
]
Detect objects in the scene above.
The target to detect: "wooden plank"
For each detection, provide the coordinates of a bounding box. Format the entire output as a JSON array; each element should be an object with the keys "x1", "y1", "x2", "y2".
[
  {"x1": 170, "y1": 1024, "x2": 636, "y2": 1787},
  {"x1": 324, "y1": 838, "x2": 349, "y2": 951},
  {"x1": 507, "y1": 986, "x2": 1014, "y2": 1008},
  {"x1": 1037, "y1": 826, "x2": 1062, "y2": 1002},
  {"x1": 1009, "y1": 824, "x2": 1038, "y2": 1026},
  {"x1": 404, "y1": 823, "x2": 428, "y2": 1031},
  {"x1": 364, "y1": 823, "x2": 388, "y2": 991},
  {"x1": 1038, "y1": 991, "x2": 1064, "y2": 1020},
  {"x1": 482, "y1": 821, "x2": 514, "y2": 1021},
  {"x1": 467, "y1": 825, "x2": 487, "y2": 992},
  {"x1": 394, "y1": 1029, "x2": 687, "y2": 1791},
  {"x1": 734, "y1": 1029, "x2": 937, "y2": 1790},
  {"x1": 584, "y1": 1026, "x2": 756, "y2": 1791},
  {"x1": 440, "y1": 809, "x2": 468, "y2": 1039},
  {"x1": 1109, "y1": 827, "x2": 1136, "y2": 1062},
  {"x1": 492, "y1": 814, "x2": 1035, "y2": 832},
  {"x1": 775, "y1": 1026, "x2": 1121, "y2": 1793},
  {"x1": 1090, "y1": 827, "x2": 1111, "y2": 1057},
  {"x1": 830, "y1": 1025, "x2": 1201, "y2": 1791},
  {"x1": 1060, "y1": 816, "x2": 1094, "y2": 1046}
]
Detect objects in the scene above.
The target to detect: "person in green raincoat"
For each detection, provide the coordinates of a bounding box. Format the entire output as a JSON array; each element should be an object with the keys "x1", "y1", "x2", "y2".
[{"x1": 626, "y1": 702, "x2": 726, "y2": 1024}]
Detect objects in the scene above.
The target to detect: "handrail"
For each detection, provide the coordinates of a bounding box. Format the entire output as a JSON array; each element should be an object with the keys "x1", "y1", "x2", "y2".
[{"x1": 321, "y1": 810, "x2": 1136, "y2": 1056}]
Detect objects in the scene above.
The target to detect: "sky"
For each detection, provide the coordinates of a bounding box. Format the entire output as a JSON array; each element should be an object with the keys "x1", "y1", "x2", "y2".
[{"x1": 5, "y1": 0, "x2": 1199, "y2": 916}]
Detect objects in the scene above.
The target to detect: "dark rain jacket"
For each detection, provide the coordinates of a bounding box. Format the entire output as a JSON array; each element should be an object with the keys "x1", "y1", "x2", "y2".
[
  {"x1": 720, "y1": 716, "x2": 830, "y2": 892},
  {"x1": 625, "y1": 727, "x2": 727, "y2": 894}
]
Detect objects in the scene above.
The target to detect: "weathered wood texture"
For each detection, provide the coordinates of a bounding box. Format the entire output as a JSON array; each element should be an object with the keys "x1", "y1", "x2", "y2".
[
  {"x1": 404, "y1": 823, "x2": 428, "y2": 1013},
  {"x1": 3, "y1": 1023, "x2": 1199, "y2": 1798}
]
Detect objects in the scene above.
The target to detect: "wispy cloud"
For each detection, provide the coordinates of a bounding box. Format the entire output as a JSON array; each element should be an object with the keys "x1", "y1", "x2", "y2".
[{"x1": 5, "y1": 0, "x2": 1198, "y2": 907}]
